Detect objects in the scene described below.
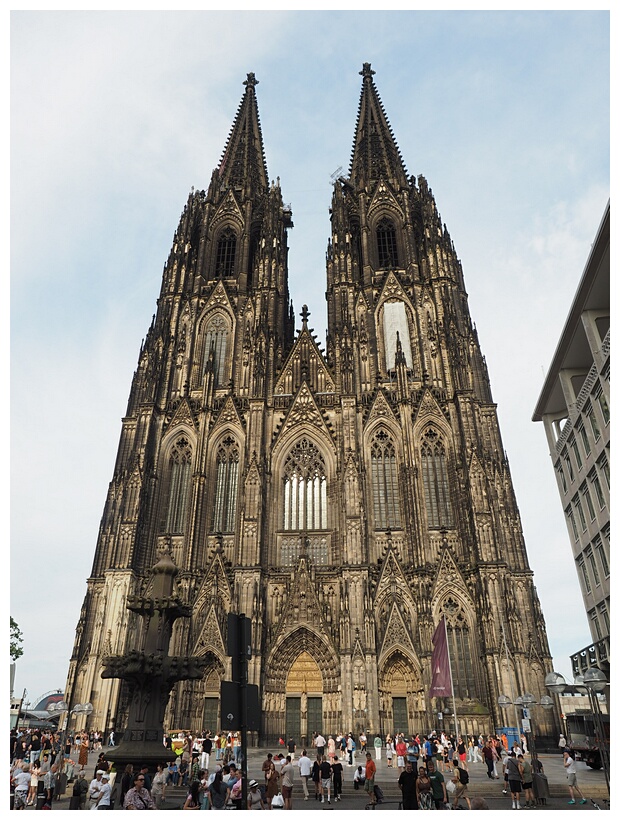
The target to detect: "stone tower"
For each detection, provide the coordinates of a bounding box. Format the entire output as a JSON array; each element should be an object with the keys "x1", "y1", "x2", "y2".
[{"x1": 66, "y1": 66, "x2": 557, "y2": 745}]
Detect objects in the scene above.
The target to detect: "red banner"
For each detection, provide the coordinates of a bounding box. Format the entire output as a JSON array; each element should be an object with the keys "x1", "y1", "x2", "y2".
[{"x1": 429, "y1": 616, "x2": 452, "y2": 698}]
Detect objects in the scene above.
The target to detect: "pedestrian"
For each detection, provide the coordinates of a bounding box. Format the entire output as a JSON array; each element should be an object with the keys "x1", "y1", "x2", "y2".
[
  {"x1": 315, "y1": 732, "x2": 326, "y2": 760},
  {"x1": 395, "y1": 735, "x2": 407, "y2": 774},
  {"x1": 346, "y1": 733, "x2": 355, "y2": 766},
  {"x1": 456, "y1": 736, "x2": 468, "y2": 770},
  {"x1": 265, "y1": 760, "x2": 279, "y2": 808},
  {"x1": 151, "y1": 763, "x2": 167, "y2": 808},
  {"x1": 505, "y1": 751, "x2": 523, "y2": 810},
  {"x1": 359, "y1": 731, "x2": 367, "y2": 753},
  {"x1": 123, "y1": 772, "x2": 156, "y2": 809},
  {"x1": 319, "y1": 755, "x2": 332, "y2": 803},
  {"x1": 416, "y1": 765, "x2": 434, "y2": 810},
  {"x1": 247, "y1": 779, "x2": 266, "y2": 810},
  {"x1": 518, "y1": 754, "x2": 535, "y2": 808},
  {"x1": 563, "y1": 750, "x2": 587, "y2": 805},
  {"x1": 332, "y1": 756, "x2": 343, "y2": 801},
  {"x1": 201, "y1": 732, "x2": 212, "y2": 772},
  {"x1": 207, "y1": 770, "x2": 230, "y2": 810},
  {"x1": 12, "y1": 762, "x2": 31, "y2": 810},
  {"x1": 558, "y1": 733, "x2": 568, "y2": 751},
  {"x1": 312, "y1": 756, "x2": 322, "y2": 801},
  {"x1": 287, "y1": 737, "x2": 296, "y2": 761},
  {"x1": 107, "y1": 731, "x2": 115, "y2": 747},
  {"x1": 183, "y1": 780, "x2": 202, "y2": 810},
  {"x1": 327, "y1": 734, "x2": 336, "y2": 762},
  {"x1": 95, "y1": 771, "x2": 112, "y2": 810},
  {"x1": 482, "y1": 739, "x2": 495, "y2": 779},
  {"x1": 297, "y1": 749, "x2": 312, "y2": 800},
  {"x1": 397, "y1": 760, "x2": 417, "y2": 810},
  {"x1": 261, "y1": 752, "x2": 273, "y2": 785},
  {"x1": 364, "y1": 751, "x2": 376, "y2": 807},
  {"x1": 427, "y1": 759, "x2": 448, "y2": 809},
  {"x1": 451, "y1": 759, "x2": 471, "y2": 810},
  {"x1": 280, "y1": 754, "x2": 295, "y2": 810},
  {"x1": 385, "y1": 734, "x2": 394, "y2": 768},
  {"x1": 374, "y1": 733, "x2": 383, "y2": 760}
]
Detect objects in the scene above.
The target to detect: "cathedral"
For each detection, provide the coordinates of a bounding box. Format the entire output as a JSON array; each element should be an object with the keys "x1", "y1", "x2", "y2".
[{"x1": 66, "y1": 64, "x2": 557, "y2": 745}]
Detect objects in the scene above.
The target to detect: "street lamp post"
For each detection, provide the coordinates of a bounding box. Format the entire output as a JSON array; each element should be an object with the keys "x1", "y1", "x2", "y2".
[
  {"x1": 496, "y1": 693, "x2": 553, "y2": 762},
  {"x1": 545, "y1": 668, "x2": 609, "y2": 793}
]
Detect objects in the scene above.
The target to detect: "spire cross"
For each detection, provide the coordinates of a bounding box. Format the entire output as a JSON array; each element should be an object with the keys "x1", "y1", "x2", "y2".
[
  {"x1": 244, "y1": 72, "x2": 259, "y2": 89},
  {"x1": 360, "y1": 62, "x2": 376, "y2": 80}
]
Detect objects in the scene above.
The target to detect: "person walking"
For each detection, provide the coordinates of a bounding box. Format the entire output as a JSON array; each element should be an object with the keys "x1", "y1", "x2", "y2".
[
  {"x1": 364, "y1": 751, "x2": 377, "y2": 807},
  {"x1": 297, "y1": 749, "x2": 312, "y2": 800},
  {"x1": 319, "y1": 756, "x2": 332, "y2": 804},
  {"x1": 332, "y1": 757, "x2": 343, "y2": 802},
  {"x1": 564, "y1": 750, "x2": 587, "y2": 805},
  {"x1": 505, "y1": 751, "x2": 523, "y2": 810},
  {"x1": 247, "y1": 779, "x2": 266, "y2": 810},
  {"x1": 280, "y1": 754, "x2": 295, "y2": 810},
  {"x1": 385, "y1": 735, "x2": 394, "y2": 768},
  {"x1": 450, "y1": 759, "x2": 471, "y2": 810},
  {"x1": 374, "y1": 734, "x2": 382, "y2": 760}
]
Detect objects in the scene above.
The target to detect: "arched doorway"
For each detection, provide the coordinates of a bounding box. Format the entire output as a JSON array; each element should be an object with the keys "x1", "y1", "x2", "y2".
[
  {"x1": 379, "y1": 650, "x2": 423, "y2": 738},
  {"x1": 286, "y1": 651, "x2": 323, "y2": 747},
  {"x1": 202, "y1": 668, "x2": 220, "y2": 733}
]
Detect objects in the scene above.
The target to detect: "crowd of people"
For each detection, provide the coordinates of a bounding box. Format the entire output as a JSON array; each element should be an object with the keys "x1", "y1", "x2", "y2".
[{"x1": 10, "y1": 725, "x2": 590, "y2": 810}]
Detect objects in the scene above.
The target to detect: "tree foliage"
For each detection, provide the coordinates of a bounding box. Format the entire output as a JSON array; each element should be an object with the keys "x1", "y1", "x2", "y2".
[{"x1": 10, "y1": 617, "x2": 23, "y2": 662}]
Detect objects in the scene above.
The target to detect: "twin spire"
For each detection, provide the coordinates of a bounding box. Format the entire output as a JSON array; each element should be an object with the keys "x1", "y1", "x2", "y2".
[{"x1": 217, "y1": 64, "x2": 408, "y2": 196}]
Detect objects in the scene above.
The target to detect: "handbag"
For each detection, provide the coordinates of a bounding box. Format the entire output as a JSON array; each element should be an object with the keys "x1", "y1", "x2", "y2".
[{"x1": 271, "y1": 793, "x2": 284, "y2": 808}]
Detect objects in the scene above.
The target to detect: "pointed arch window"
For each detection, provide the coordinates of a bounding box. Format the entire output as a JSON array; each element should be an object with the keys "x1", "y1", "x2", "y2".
[
  {"x1": 376, "y1": 217, "x2": 399, "y2": 268},
  {"x1": 442, "y1": 598, "x2": 476, "y2": 699},
  {"x1": 202, "y1": 313, "x2": 229, "y2": 387},
  {"x1": 212, "y1": 436, "x2": 239, "y2": 533},
  {"x1": 215, "y1": 227, "x2": 237, "y2": 278},
  {"x1": 370, "y1": 430, "x2": 401, "y2": 529},
  {"x1": 283, "y1": 439, "x2": 327, "y2": 531},
  {"x1": 165, "y1": 437, "x2": 192, "y2": 533},
  {"x1": 421, "y1": 429, "x2": 453, "y2": 529}
]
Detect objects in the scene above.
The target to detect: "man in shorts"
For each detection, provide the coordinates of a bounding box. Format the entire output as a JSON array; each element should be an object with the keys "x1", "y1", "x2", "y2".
[
  {"x1": 564, "y1": 750, "x2": 587, "y2": 805},
  {"x1": 505, "y1": 752, "x2": 523, "y2": 810},
  {"x1": 319, "y1": 756, "x2": 332, "y2": 804},
  {"x1": 364, "y1": 751, "x2": 376, "y2": 806},
  {"x1": 280, "y1": 754, "x2": 295, "y2": 810}
]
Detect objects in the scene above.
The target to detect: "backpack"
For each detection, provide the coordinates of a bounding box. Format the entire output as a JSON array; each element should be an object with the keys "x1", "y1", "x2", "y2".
[{"x1": 458, "y1": 767, "x2": 469, "y2": 785}]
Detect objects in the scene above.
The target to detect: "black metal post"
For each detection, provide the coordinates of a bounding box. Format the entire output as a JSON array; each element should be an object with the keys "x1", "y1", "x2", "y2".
[{"x1": 240, "y1": 613, "x2": 248, "y2": 811}]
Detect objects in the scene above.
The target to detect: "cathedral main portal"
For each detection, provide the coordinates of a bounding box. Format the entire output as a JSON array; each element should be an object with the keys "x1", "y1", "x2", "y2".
[{"x1": 285, "y1": 651, "x2": 323, "y2": 746}]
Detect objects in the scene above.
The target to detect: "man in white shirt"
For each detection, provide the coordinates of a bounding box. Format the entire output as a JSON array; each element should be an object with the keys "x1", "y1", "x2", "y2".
[
  {"x1": 88, "y1": 770, "x2": 104, "y2": 806},
  {"x1": 315, "y1": 734, "x2": 326, "y2": 759},
  {"x1": 297, "y1": 749, "x2": 313, "y2": 800},
  {"x1": 96, "y1": 772, "x2": 112, "y2": 809}
]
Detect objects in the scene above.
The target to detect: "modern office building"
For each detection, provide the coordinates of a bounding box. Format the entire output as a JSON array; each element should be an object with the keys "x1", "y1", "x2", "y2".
[{"x1": 533, "y1": 203, "x2": 610, "y2": 679}]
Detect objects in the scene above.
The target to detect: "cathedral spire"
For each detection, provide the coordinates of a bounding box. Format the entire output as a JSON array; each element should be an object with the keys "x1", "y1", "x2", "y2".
[
  {"x1": 349, "y1": 63, "x2": 408, "y2": 189},
  {"x1": 217, "y1": 72, "x2": 269, "y2": 196}
]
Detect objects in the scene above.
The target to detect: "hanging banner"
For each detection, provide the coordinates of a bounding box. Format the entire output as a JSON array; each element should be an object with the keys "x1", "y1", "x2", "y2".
[{"x1": 429, "y1": 616, "x2": 453, "y2": 698}]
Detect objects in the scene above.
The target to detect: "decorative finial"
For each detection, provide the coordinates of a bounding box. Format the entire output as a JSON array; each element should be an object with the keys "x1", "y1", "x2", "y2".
[
  {"x1": 360, "y1": 63, "x2": 376, "y2": 80},
  {"x1": 300, "y1": 304, "x2": 310, "y2": 329},
  {"x1": 244, "y1": 72, "x2": 258, "y2": 89}
]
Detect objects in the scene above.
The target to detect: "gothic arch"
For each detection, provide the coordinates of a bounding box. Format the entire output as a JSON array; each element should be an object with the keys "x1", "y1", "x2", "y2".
[
  {"x1": 375, "y1": 293, "x2": 419, "y2": 375},
  {"x1": 378, "y1": 648, "x2": 425, "y2": 736},
  {"x1": 364, "y1": 426, "x2": 403, "y2": 531},
  {"x1": 433, "y1": 595, "x2": 479, "y2": 701},
  {"x1": 156, "y1": 432, "x2": 195, "y2": 535},
  {"x1": 266, "y1": 626, "x2": 340, "y2": 694},
  {"x1": 209, "y1": 432, "x2": 241, "y2": 534},
  {"x1": 193, "y1": 309, "x2": 234, "y2": 389}
]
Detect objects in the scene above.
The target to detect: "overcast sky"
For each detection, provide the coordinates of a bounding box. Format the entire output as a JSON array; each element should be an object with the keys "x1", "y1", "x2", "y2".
[{"x1": 10, "y1": 9, "x2": 610, "y2": 711}]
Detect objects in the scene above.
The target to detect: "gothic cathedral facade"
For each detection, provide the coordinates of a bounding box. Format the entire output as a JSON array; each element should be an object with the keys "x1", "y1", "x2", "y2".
[{"x1": 66, "y1": 65, "x2": 556, "y2": 744}]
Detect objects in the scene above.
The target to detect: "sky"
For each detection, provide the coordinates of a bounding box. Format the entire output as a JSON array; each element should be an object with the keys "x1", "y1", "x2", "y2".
[{"x1": 9, "y1": 9, "x2": 610, "y2": 712}]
